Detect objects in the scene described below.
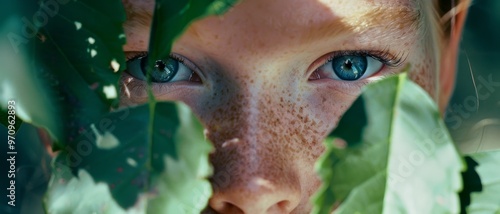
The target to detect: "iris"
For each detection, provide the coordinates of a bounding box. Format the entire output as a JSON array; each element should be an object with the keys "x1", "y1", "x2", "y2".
[
  {"x1": 331, "y1": 56, "x2": 367, "y2": 81},
  {"x1": 139, "y1": 56, "x2": 179, "y2": 83}
]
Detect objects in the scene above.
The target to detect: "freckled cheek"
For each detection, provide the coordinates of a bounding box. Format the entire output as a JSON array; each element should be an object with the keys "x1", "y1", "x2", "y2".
[
  {"x1": 407, "y1": 57, "x2": 438, "y2": 99},
  {"x1": 307, "y1": 88, "x2": 358, "y2": 131}
]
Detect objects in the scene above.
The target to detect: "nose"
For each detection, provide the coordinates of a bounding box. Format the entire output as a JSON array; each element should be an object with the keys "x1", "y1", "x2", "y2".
[
  {"x1": 203, "y1": 89, "x2": 302, "y2": 213},
  {"x1": 209, "y1": 176, "x2": 300, "y2": 214},
  {"x1": 197, "y1": 67, "x2": 316, "y2": 213}
]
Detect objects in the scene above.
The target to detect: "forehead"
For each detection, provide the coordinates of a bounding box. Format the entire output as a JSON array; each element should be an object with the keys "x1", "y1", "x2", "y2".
[{"x1": 123, "y1": 0, "x2": 422, "y2": 52}]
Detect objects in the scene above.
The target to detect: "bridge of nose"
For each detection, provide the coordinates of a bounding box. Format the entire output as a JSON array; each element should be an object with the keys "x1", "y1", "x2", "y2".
[{"x1": 196, "y1": 61, "x2": 328, "y2": 213}]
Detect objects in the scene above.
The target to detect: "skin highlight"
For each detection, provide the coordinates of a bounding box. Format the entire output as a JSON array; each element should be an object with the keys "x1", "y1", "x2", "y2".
[{"x1": 119, "y1": 0, "x2": 469, "y2": 213}]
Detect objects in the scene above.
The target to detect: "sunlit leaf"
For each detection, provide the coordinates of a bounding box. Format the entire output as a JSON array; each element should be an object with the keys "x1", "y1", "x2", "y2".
[
  {"x1": 45, "y1": 102, "x2": 213, "y2": 213},
  {"x1": 45, "y1": 165, "x2": 143, "y2": 214},
  {"x1": 467, "y1": 149, "x2": 500, "y2": 213},
  {"x1": 1, "y1": 0, "x2": 127, "y2": 147},
  {"x1": 146, "y1": 103, "x2": 213, "y2": 214},
  {"x1": 312, "y1": 73, "x2": 464, "y2": 214}
]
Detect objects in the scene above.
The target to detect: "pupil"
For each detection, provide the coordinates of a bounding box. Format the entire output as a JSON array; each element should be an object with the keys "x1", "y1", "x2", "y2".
[
  {"x1": 343, "y1": 59, "x2": 353, "y2": 70},
  {"x1": 155, "y1": 60, "x2": 166, "y2": 72}
]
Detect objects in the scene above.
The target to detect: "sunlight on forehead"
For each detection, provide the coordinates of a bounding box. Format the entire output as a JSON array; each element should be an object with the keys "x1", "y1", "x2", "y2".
[
  {"x1": 123, "y1": 0, "x2": 423, "y2": 60},
  {"x1": 305, "y1": 0, "x2": 421, "y2": 42}
]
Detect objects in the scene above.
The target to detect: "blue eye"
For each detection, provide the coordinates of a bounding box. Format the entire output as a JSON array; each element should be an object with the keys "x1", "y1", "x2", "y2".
[
  {"x1": 331, "y1": 56, "x2": 367, "y2": 80},
  {"x1": 126, "y1": 54, "x2": 195, "y2": 83},
  {"x1": 313, "y1": 55, "x2": 384, "y2": 81}
]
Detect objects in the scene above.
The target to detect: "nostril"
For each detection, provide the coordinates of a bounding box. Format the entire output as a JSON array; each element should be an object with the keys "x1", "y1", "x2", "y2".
[
  {"x1": 276, "y1": 200, "x2": 291, "y2": 210},
  {"x1": 223, "y1": 202, "x2": 244, "y2": 214},
  {"x1": 266, "y1": 200, "x2": 294, "y2": 213},
  {"x1": 210, "y1": 201, "x2": 244, "y2": 214},
  {"x1": 209, "y1": 176, "x2": 300, "y2": 214},
  {"x1": 212, "y1": 200, "x2": 295, "y2": 214}
]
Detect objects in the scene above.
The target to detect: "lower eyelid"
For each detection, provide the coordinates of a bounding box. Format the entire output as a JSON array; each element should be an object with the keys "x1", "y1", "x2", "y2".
[
  {"x1": 310, "y1": 63, "x2": 397, "y2": 95},
  {"x1": 312, "y1": 78, "x2": 366, "y2": 96}
]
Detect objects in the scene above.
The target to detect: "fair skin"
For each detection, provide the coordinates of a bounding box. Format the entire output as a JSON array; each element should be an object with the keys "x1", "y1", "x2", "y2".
[{"x1": 120, "y1": 0, "x2": 468, "y2": 213}]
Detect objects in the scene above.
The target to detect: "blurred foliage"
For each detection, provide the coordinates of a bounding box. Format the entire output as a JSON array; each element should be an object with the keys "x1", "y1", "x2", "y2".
[{"x1": 448, "y1": 0, "x2": 500, "y2": 152}]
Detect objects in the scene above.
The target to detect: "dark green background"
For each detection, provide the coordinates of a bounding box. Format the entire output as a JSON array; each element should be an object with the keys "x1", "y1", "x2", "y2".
[{"x1": 448, "y1": 0, "x2": 500, "y2": 153}]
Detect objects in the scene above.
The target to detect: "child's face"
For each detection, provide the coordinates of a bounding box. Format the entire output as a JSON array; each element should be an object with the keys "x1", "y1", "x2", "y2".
[{"x1": 121, "y1": 0, "x2": 454, "y2": 213}]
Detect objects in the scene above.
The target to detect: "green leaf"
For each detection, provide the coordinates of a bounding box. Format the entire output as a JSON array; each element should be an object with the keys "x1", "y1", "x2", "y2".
[
  {"x1": 45, "y1": 1, "x2": 238, "y2": 212},
  {"x1": 467, "y1": 150, "x2": 500, "y2": 213},
  {"x1": 1, "y1": 0, "x2": 127, "y2": 147},
  {"x1": 35, "y1": 0, "x2": 127, "y2": 146},
  {"x1": 44, "y1": 165, "x2": 134, "y2": 214},
  {"x1": 0, "y1": 2, "x2": 55, "y2": 135},
  {"x1": 312, "y1": 73, "x2": 464, "y2": 214},
  {"x1": 147, "y1": 0, "x2": 239, "y2": 76},
  {"x1": 146, "y1": 103, "x2": 213, "y2": 214},
  {"x1": 37, "y1": 0, "x2": 127, "y2": 107},
  {"x1": 45, "y1": 102, "x2": 213, "y2": 213}
]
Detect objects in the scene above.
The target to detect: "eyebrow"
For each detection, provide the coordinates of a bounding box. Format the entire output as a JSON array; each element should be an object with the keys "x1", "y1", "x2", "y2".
[
  {"x1": 299, "y1": 6, "x2": 421, "y2": 44},
  {"x1": 123, "y1": 1, "x2": 153, "y2": 27}
]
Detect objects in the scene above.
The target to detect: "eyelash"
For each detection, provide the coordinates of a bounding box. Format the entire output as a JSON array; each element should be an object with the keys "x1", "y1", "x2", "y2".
[
  {"x1": 125, "y1": 51, "x2": 187, "y2": 65},
  {"x1": 306, "y1": 49, "x2": 407, "y2": 94},
  {"x1": 125, "y1": 51, "x2": 146, "y2": 61},
  {"x1": 322, "y1": 49, "x2": 406, "y2": 68},
  {"x1": 122, "y1": 51, "x2": 197, "y2": 98}
]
